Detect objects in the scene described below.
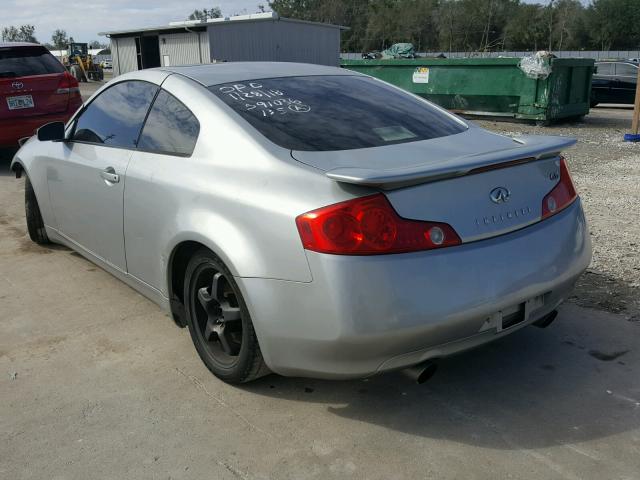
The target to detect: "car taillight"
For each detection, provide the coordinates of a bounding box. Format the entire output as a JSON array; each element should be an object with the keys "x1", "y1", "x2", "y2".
[
  {"x1": 295, "y1": 193, "x2": 461, "y2": 255},
  {"x1": 541, "y1": 157, "x2": 577, "y2": 219},
  {"x1": 56, "y1": 71, "x2": 80, "y2": 95}
]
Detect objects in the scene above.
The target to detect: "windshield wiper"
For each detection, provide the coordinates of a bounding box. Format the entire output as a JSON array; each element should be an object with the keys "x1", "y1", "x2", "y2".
[{"x1": 0, "y1": 71, "x2": 18, "y2": 78}]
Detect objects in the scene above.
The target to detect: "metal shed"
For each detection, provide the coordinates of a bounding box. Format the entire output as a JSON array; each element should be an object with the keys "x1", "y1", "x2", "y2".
[{"x1": 100, "y1": 12, "x2": 345, "y2": 76}]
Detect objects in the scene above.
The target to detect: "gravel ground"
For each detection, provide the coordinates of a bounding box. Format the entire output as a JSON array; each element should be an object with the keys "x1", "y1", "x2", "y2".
[{"x1": 477, "y1": 107, "x2": 640, "y2": 320}]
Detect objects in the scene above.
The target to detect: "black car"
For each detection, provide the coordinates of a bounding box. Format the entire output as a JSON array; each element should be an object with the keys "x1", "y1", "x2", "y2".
[{"x1": 591, "y1": 60, "x2": 638, "y2": 106}]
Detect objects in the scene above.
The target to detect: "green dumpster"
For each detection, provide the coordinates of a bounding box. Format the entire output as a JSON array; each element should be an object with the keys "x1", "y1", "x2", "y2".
[{"x1": 341, "y1": 57, "x2": 595, "y2": 124}]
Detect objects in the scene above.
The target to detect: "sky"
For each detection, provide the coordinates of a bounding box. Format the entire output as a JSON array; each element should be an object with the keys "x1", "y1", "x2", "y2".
[{"x1": 2, "y1": 0, "x2": 264, "y2": 44}]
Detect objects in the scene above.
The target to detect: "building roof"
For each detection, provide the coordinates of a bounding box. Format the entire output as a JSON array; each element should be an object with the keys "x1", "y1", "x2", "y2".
[
  {"x1": 99, "y1": 12, "x2": 347, "y2": 37},
  {"x1": 155, "y1": 62, "x2": 357, "y2": 86},
  {"x1": 48, "y1": 48, "x2": 109, "y2": 57},
  {"x1": 0, "y1": 42, "x2": 41, "y2": 48}
]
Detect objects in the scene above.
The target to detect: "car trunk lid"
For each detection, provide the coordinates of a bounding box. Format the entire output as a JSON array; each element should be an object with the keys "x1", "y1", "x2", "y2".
[
  {"x1": 384, "y1": 156, "x2": 565, "y2": 242},
  {"x1": 291, "y1": 129, "x2": 575, "y2": 242}
]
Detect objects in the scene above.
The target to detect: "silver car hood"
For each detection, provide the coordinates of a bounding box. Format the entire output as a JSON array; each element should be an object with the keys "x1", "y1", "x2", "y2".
[{"x1": 291, "y1": 127, "x2": 576, "y2": 189}]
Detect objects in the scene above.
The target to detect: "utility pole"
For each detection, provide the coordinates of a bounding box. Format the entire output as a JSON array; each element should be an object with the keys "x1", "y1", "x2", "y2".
[{"x1": 626, "y1": 65, "x2": 640, "y2": 141}]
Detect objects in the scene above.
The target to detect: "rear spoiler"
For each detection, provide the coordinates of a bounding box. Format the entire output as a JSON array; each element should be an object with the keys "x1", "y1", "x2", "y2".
[{"x1": 325, "y1": 135, "x2": 576, "y2": 189}]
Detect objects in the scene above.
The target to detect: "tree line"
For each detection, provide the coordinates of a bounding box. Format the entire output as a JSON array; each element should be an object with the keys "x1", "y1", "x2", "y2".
[
  {"x1": 268, "y1": 0, "x2": 640, "y2": 52},
  {"x1": 4, "y1": 1, "x2": 638, "y2": 54},
  {"x1": 1, "y1": 25, "x2": 107, "y2": 50}
]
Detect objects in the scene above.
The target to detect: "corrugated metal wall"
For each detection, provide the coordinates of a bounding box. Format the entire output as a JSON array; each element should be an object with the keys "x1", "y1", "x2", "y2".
[
  {"x1": 111, "y1": 37, "x2": 137, "y2": 75},
  {"x1": 199, "y1": 31, "x2": 211, "y2": 64},
  {"x1": 208, "y1": 20, "x2": 340, "y2": 66},
  {"x1": 159, "y1": 32, "x2": 210, "y2": 66},
  {"x1": 110, "y1": 20, "x2": 339, "y2": 75},
  {"x1": 110, "y1": 38, "x2": 119, "y2": 73}
]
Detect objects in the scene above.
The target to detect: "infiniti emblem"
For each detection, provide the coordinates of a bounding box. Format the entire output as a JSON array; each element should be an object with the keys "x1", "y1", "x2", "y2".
[
  {"x1": 11, "y1": 81, "x2": 24, "y2": 89},
  {"x1": 489, "y1": 187, "x2": 510, "y2": 204}
]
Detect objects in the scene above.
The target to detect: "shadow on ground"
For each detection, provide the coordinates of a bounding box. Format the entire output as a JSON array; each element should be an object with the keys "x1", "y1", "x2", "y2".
[
  {"x1": 0, "y1": 149, "x2": 17, "y2": 176},
  {"x1": 243, "y1": 306, "x2": 638, "y2": 451}
]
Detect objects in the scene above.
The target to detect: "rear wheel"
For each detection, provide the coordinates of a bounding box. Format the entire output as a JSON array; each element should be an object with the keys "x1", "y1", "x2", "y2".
[
  {"x1": 184, "y1": 249, "x2": 268, "y2": 383},
  {"x1": 24, "y1": 175, "x2": 49, "y2": 245}
]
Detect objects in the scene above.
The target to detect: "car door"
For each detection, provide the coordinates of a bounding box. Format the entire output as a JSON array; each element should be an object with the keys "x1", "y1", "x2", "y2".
[
  {"x1": 124, "y1": 88, "x2": 200, "y2": 291},
  {"x1": 592, "y1": 62, "x2": 613, "y2": 103},
  {"x1": 47, "y1": 80, "x2": 158, "y2": 271},
  {"x1": 613, "y1": 63, "x2": 638, "y2": 104}
]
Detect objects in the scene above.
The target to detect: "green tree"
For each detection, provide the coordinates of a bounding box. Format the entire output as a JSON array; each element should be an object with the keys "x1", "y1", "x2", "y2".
[
  {"x1": 1, "y1": 24, "x2": 37, "y2": 43},
  {"x1": 586, "y1": 0, "x2": 640, "y2": 50},
  {"x1": 504, "y1": 3, "x2": 548, "y2": 50},
  {"x1": 551, "y1": 0, "x2": 588, "y2": 50},
  {"x1": 51, "y1": 29, "x2": 68, "y2": 50},
  {"x1": 268, "y1": 0, "x2": 640, "y2": 53},
  {"x1": 188, "y1": 7, "x2": 223, "y2": 21}
]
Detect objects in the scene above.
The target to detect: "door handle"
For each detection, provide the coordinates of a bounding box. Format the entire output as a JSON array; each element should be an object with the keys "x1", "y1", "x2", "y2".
[{"x1": 100, "y1": 167, "x2": 120, "y2": 184}]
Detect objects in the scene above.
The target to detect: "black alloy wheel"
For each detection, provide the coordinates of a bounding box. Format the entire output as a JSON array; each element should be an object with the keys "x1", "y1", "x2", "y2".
[{"x1": 184, "y1": 249, "x2": 268, "y2": 383}]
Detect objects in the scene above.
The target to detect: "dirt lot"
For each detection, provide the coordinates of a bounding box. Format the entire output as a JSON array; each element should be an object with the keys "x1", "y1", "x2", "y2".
[{"x1": 1, "y1": 107, "x2": 639, "y2": 479}]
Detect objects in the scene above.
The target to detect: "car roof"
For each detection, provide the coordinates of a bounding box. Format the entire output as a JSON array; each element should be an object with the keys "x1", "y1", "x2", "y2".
[
  {"x1": 596, "y1": 59, "x2": 638, "y2": 65},
  {"x1": 157, "y1": 62, "x2": 359, "y2": 87},
  {"x1": 0, "y1": 42, "x2": 43, "y2": 48}
]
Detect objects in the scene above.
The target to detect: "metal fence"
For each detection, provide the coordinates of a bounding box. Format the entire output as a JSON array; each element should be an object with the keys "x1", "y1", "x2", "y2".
[{"x1": 341, "y1": 50, "x2": 640, "y2": 60}]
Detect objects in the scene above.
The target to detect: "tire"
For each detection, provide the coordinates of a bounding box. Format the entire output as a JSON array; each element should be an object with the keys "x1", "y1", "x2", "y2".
[
  {"x1": 24, "y1": 175, "x2": 49, "y2": 245},
  {"x1": 184, "y1": 248, "x2": 269, "y2": 383}
]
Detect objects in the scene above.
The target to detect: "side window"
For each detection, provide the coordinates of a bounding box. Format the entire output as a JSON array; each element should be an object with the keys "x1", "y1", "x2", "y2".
[
  {"x1": 596, "y1": 63, "x2": 612, "y2": 75},
  {"x1": 72, "y1": 81, "x2": 158, "y2": 148},
  {"x1": 138, "y1": 90, "x2": 200, "y2": 156},
  {"x1": 615, "y1": 63, "x2": 638, "y2": 77}
]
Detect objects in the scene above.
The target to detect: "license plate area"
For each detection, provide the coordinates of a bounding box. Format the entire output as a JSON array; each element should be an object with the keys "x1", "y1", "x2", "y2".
[
  {"x1": 480, "y1": 293, "x2": 547, "y2": 333},
  {"x1": 7, "y1": 95, "x2": 34, "y2": 110},
  {"x1": 501, "y1": 303, "x2": 526, "y2": 330}
]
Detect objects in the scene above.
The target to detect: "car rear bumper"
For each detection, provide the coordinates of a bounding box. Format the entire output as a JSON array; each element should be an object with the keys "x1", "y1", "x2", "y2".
[
  {"x1": 0, "y1": 103, "x2": 79, "y2": 147},
  {"x1": 239, "y1": 199, "x2": 591, "y2": 379}
]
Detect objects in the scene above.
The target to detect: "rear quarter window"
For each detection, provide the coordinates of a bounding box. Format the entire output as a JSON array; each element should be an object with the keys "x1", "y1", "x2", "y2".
[
  {"x1": 615, "y1": 63, "x2": 638, "y2": 77},
  {"x1": 595, "y1": 63, "x2": 613, "y2": 75},
  {"x1": 0, "y1": 46, "x2": 65, "y2": 77},
  {"x1": 209, "y1": 75, "x2": 467, "y2": 151},
  {"x1": 138, "y1": 90, "x2": 200, "y2": 156}
]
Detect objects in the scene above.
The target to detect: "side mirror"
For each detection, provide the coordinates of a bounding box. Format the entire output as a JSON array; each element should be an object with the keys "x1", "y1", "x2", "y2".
[{"x1": 37, "y1": 121, "x2": 66, "y2": 142}]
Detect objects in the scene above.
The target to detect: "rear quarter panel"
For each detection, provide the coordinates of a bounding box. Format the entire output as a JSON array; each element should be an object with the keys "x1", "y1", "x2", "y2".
[{"x1": 123, "y1": 75, "x2": 367, "y2": 295}]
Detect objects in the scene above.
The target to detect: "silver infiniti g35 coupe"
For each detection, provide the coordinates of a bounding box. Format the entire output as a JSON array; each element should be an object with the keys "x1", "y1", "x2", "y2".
[{"x1": 11, "y1": 63, "x2": 591, "y2": 384}]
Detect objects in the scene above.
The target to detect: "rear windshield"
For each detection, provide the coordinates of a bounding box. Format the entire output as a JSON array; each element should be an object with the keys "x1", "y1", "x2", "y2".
[
  {"x1": 0, "y1": 46, "x2": 65, "y2": 78},
  {"x1": 210, "y1": 75, "x2": 467, "y2": 151}
]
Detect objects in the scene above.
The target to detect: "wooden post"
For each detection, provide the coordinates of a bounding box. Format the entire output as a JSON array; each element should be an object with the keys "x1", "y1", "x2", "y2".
[{"x1": 632, "y1": 64, "x2": 640, "y2": 135}]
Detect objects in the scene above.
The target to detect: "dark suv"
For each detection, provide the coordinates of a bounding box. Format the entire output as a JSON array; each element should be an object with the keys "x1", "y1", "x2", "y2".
[
  {"x1": 591, "y1": 60, "x2": 638, "y2": 107},
  {"x1": 1, "y1": 42, "x2": 82, "y2": 148}
]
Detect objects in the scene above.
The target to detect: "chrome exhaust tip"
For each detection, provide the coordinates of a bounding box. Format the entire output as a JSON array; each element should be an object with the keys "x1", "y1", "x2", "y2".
[{"x1": 403, "y1": 361, "x2": 438, "y2": 384}]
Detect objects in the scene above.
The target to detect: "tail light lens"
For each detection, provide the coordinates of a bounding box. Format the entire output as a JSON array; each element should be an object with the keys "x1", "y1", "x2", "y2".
[
  {"x1": 56, "y1": 71, "x2": 80, "y2": 95},
  {"x1": 295, "y1": 193, "x2": 461, "y2": 255},
  {"x1": 541, "y1": 157, "x2": 577, "y2": 219}
]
